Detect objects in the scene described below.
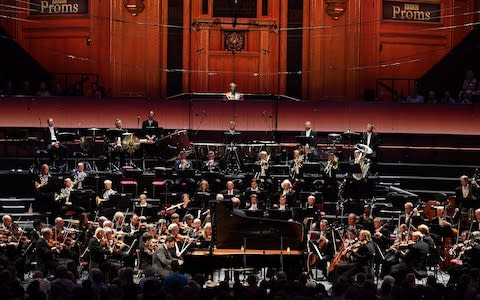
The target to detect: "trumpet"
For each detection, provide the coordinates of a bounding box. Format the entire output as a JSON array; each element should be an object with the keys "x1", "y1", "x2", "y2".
[
  {"x1": 324, "y1": 155, "x2": 338, "y2": 177},
  {"x1": 290, "y1": 154, "x2": 304, "y2": 178},
  {"x1": 260, "y1": 153, "x2": 270, "y2": 176},
  {"x1": 180, "y1": 159, "x2": 191, "y2": 170}
]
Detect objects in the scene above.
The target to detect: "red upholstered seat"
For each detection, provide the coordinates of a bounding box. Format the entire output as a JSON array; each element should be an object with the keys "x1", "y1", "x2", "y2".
[{"x1": 120, "y1": 178, "x2": 138, "y2": 195}]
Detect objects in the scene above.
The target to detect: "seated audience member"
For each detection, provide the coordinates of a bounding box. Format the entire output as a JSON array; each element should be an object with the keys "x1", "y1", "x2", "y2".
[
  {"x1": 404, "y1": 88, "x2": 424, "y2": 103},
  {"x1": 425, "y1": 90, "x2": 437, "y2": 104},
  {"x1": 459, "y1": 69, "x2": 478, "y2": 100},
  {"x1": 439, "y1": 90, "x2": 456, "y2": 104}
]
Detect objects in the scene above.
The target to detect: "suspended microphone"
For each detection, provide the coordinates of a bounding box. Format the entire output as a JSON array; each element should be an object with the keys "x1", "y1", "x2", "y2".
[{"x1": 137, "y1": 115, "x2": 140, "y2": 127}]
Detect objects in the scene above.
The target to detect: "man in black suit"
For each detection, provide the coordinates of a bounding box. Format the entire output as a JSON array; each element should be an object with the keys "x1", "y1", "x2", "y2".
[
  {"x1": 390, "y1": 231, "x2": 429, "y2": 281},
  {"x1": 456, "y1": 175, "x2": 478, "y2": 210},
  {"x1": 35, "y1": 228, "x2": 56, "y2": 276},
  {"x1": 142, "y1": 110, "x2": 159, "y2": 131},
  {"x1": 88, "y1": 227, "x2": 110, "y2": 267},
  {"x1": 141, "y1": 110, "x2": 160, "y2": 159},
  {"x1": 360, "y1": 123, "x2": 380, "y2": 174},
  {"x1": 331, "y1": 230, "x2": 376, "y2": 281},
  {"x1": 220, "y1": 180, "x2": 241, "y2": 198},
  {"x1": 44, "y1": 117, "x2": 68, "y2": 167},
  {"x1": 300, "y1": 121, "x2": 317, "y2": 160},
  {"x1": 372, "y1": 217, "x2": 391, "y2": 251},
  {"x1": 399, "y1": 202, "x2": 424, "y2": 229}
]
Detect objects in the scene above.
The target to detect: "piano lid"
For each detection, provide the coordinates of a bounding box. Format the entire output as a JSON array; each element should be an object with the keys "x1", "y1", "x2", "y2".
[{"x1": 211, "y1": 200, "x2": 305, "y2": 251}]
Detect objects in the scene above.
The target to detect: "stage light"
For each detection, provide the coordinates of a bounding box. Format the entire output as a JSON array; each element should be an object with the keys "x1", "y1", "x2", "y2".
[{"x1": 124, "y1": 0, "x2": 145, "y2": 16}]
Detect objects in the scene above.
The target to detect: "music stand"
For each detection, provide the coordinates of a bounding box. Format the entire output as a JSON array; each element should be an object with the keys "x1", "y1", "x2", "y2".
[
  {"x1": 268, "y1": 209, "x2": 292, "y2": 220},
  {"x1": 105, "y1": 128, "x2": 124, "y2": 171},
  {"x1": 69, "y1": 189, "x2": 95, "y2": 213},
  {"x1": 338, "y1": 162, "x2": 362, "y2": 175},
  {"x1": 296, "y1": 135, "x2": 315, "y2": 146},
  {"x1": 143, "y1": 126, "x2": 163, "y2": 138},
  {"x1": 109, "y1": 193, "x2": 133, "y2": 211},
  {"x1": 224, "y1": 132, "x2": 241, "y2": 173},
  {"x1": 134, "y1": 205, "x2": 154, "y2": 219},
  {"x1": 243, "y1": 209, "x2": 264, "y2": 218}
]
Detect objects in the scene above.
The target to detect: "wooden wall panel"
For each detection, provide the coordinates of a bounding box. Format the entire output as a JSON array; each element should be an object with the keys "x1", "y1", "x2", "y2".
[
  {"x1": 110, "y1": 0, "x2": 162, "y2": 97},
  {"x1": 1, "y1": 0, "x2": 475, "y2": 100}
]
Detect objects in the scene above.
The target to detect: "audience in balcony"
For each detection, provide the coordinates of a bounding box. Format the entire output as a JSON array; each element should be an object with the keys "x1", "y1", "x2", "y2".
[
  {"x1": 36, "y1": 81, "x2": 52, "y2": 97},
  {"x1": 404, "y1": 88, "x2": 424, "y2": 103},
  {"x1": 425, "y1": 90, "x2": 438, "y2": 104},
  {"x1": 439, "y1": 90, "x2": 456, "y2": 104},
  {"x1": 459, "y1": 69, "x2": 478, "y2": 100}
]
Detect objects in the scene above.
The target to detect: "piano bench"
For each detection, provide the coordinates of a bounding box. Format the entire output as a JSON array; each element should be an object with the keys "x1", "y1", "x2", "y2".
[{"x1": 120, "y1": 179, "x2": 138, "y2": 196}]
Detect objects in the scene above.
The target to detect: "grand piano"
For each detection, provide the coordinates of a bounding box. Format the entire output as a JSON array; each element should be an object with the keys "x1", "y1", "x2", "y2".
[{"x1": 184, "y1": 200, "x2": 305, "y2": 278}]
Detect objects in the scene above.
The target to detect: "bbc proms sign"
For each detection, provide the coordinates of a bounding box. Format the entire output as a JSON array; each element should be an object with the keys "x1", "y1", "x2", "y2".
[
  {"x1": 30, "y1": 0, "x2": 88, "y2": 15},
  {"x1": 383, "y1": 1, "x2": 441, "y2": 23}
]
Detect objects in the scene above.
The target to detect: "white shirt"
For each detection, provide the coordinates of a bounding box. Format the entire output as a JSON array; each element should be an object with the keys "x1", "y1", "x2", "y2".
[
  {"x1": 366, "y1": 132, "x2": 372, "y2": 147},
  {"x1": 248, "y1": 204, "x2": 258, "y2": 211},
  {"x1": 463, "y1": 185, "x2": 470, "y2": 198},
  {"x1": 103, "y1": 189, "x2": 115, "y2": 200},
  {"x1": 305, "y1": 129, "x2": 312, "y2": 137},
  {"x1": 49, "y1": 126, "x2": 57, "y2": 143}
]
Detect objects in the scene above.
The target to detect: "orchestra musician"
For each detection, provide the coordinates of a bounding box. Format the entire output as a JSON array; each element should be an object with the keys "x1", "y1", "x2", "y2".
[
  {"x1": 309, "y1": 219, "x2": 334, "y2": 280},
  {"x1": 258, "y1": 151, "x2": 271, "y2": 178},
  {"x1": 329, "y1": 230, "x2": 376, "y2": 282},
  {"x1": 246, "y1": 193, "x2": 262, "y2": 211},
  {"x1": 174, "y1": 150, "x2": 195, "y2": 189},
  {"x1": 346, "y1": 213, "x2": 364, "y2": 236},
  {"x1": 245, "y1": 178, "x2": 263, "y2": 193},
  {"x1": 110, "y1": 118, "x2": 126, "y2": 167},
  {"x1": 399, "y1": 202, "x2": 424, "y2": 229},
  {"x1": 35, "y1": 228, "x2": 57, "y2": 276},
  {"x1": 221, "y1": 181, "x2": 240, "y2": 197},
  {"x1": 54, "y1": 177, "x2": 74, "y2": 205},
  {"x1": 199, "y1": 222, "x2": 212, "y2": 242},
  {"x1": 456, "y1": 175, "x2": 478, "y2": 209},
  {"x1": 372, "y1": 217, "x2": 391, "y2": 251},
  {"x1": 299, "y1": 121, "x2": 317, "y2": 160},
  {"x1": 203, "y1": 151, "x2": 220, "y2": 172},
  {"x1": 289, "y1": 149, "x2": 304, "y2": 182},
  {"x1": 1, "y1": 214, "x2": 13, "y2": 232},
  {"x1": 139, "y1": 232, "x2": 155, "y2": 269},
  {"x1": 28, "y1": 218, "x2": 44, "y2": 242},
  {"x1": 34, "y1": 164, "x2": 56, "y2": 214},
  {"x1": 197, "y1": 180, "x2": 210, "y2": 193},
  {"x1": 273, "y1": 195, "x2": 289, "y2": 211},
  {"x1": 280, "y1": 179, "x2": 297, "y2": 206},
  {"x1": 389, "y1": 231, "x2": 429, "y2": 281},
  {"x1": 88, "y1": 227, "x2": 117, "y2": 281},
  {"x1": 44, "y1": 117, "x2": 68, "y2": 167},
  {"x1": 71, "y1": 162, "x2": 87, "y2": 189},
  {"x1": 448, "y1": 231, "x2": 480, "y2": 285},
  {"x1": 189, "y1": 218, "x2": 203, "y2": 239},
  {"x1": 429, "y1": 206, "x2": 455, "y2": 243},
  {"x1": 472, "y1": 209, "x2": 480, "y2": 231},
  {"x1": 322, "y1": 152, "x2": 339, "y2": 201},
  {"x1": 97, "y1": 180, "x2": 116, "y2": 207},
  {"x1": 141, "y1": 110, "x2": 159, "y2": 138},
  {"x1": 152, "y1": 236, "x2": 184, "y2": 277},
  {"x1": 141, "y1": 110, "x2": 160, "y2": 159},
  {"x1": 359, "y1": 204, "x2": 374, "y2": 233},
  {"x1": 360, "y1": 123, "x2": 380, "y2": 173}
]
